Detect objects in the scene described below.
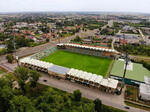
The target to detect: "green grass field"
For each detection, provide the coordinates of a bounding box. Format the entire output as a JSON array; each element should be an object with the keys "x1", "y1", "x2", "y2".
[
  {"x1": 0, "y1": 70, "x2": 3, "y2": 74},
  {"x1": 41, "y1": 50, "x2": 112, "y2": 77}
]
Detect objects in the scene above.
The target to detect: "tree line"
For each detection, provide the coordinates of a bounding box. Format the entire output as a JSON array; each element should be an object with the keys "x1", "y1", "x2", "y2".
[
  {"x1": 115, "y1": 44, "x2": 150, "y2": 57},
  {"x1": 0, "y1": 66, "x2": 126, "y2": 112}
]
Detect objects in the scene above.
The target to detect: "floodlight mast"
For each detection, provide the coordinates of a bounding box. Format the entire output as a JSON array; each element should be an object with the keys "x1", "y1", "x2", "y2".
[
  {"x1": 120, "y1": 52, "x2": 129, "y2": 93},
  {"x1": 119, "y1": 34, "x2": 129, "y2": 93},
  {"x1": 13, "y1": 36, "x2": 19, "y2": 67}
]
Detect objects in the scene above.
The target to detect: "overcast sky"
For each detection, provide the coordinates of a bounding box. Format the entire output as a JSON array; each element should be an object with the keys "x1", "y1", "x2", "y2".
[{"x1": 0, "y1": 0, "x2": 150, "y2": 13}]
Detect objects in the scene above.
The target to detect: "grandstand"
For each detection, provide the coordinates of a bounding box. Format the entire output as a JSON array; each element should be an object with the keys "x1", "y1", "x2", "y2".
[
  {"x1": 31, "y1": 46, "x2": 58, "y2": 60},
  {"x1": 20, "y1": 57, "x2": 119, "y2": 93},
  {"x1": 57, "y1": 43, "x2": 118, "y2": 59}
]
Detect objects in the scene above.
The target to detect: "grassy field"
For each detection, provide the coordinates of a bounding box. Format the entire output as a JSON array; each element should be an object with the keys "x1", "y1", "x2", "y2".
[
  {"x1": 0, "y1": 69, "x2": 4, "y2": 74},
  {"x1": 41, "y1": 50, "x2": 112, "y2": 77},
  {"x1": 125, "y1": 85, "x2": 138, "y2": 100}
]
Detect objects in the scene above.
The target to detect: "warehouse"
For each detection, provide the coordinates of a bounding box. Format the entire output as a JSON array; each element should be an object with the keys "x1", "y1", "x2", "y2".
[
  {"x1": 139, "y1": 83, "x2": 150, "y2": 101},
  {"x1": 110, "y1": 59, "x2": 150, "y2": 85}
]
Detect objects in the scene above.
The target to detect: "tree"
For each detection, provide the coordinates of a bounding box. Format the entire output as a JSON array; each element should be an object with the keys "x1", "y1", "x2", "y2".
[
  {"x1": 0, "y1": 86, "x2": 15, "y2": 112},
  {"x1": 73, "y1": 89, "x2": 81, "y2": 101},
  {"x1": 3, "y1": 73, "x2": 16, "y2": 88},
  {"x1": 0, "y1": 48, "x2": 7, "y2": 55},
  {"x1": 8, "y1": 95, "x2": 36, "y2": 112},
  {"x1": 29, "y1": 70, "x2": 41, "y2": 88},
  {"x1": 6, "y1": 39, "x2": 14, "y2": 53},
  {"x1": 74, "y1": 36, "x2": 81, "y2": 42},
  {"x1": 78, "y1": 103, "x2": 95, "y2": 112},
  {"x1": 14, "y1": 67, "x2": 29, "y2": 93},
  {"x1": 94, "y1": 98, "x2": 102, "y2": 112},
  {"x1": 46, "y1": 38, "x2": 49, "y2": 42},
  {"x1": 14, "y1": 67, "x2": 29, "y2": 81},
  {"x1": 6, "y1": 54, "x2": 14, "y2": 63}
]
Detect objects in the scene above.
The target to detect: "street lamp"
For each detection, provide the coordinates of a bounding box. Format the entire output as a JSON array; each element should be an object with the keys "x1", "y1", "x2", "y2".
[{"x1": 13, "y1": 36, "x2": 19, "y2": 67}]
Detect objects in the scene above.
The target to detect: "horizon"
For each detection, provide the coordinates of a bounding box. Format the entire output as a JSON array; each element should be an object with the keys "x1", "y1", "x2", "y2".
[
  {"x1": 0, "y1": 0, "x2": 150, "y2": 14},
  {"x1": 0, "y1": 11, "x2": 149, "y2": 15}
]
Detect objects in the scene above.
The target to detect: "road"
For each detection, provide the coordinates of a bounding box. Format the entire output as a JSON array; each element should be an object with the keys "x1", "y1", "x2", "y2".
[
  {"x1": 0, "y1": 29, "x2": 97, "y2": 72},
  {"x1": 139, "y1": 29, "x2": 150, "y2": 45},
  {"x1": 111, "y1": 37, "x2": 116, "y2": 50},
  {"x1": 0, "y1": 29, "x2": 97, "y2": 63},
  {"x1": 39, "y1": 74, "x2": 148, "y2": 112},
  {"x1": 101, "y1": 20, "x2": 114, "y2": 30}
]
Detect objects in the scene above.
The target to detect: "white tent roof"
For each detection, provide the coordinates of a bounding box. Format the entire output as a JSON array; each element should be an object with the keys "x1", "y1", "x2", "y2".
[
  {"x1": 84, "y1": 73, "x2": 93, "y2": 80},
  {"x1": 70, "y1": 69, "x2": 79, "y2": 76},
  {"x1": 89, "y1": 74, "x2": 98, "y2": 82},
  {"x1": 67, "y1": 68, "x2": 75, "y2": 75},
  {"x1": 100, "y1": 78, "x2": 119, "y2": 89},
  {"x1": 74, "y1": 70, "x2": 83, "y2": 77},
  {"x1": 20, "y1": 58, "x2": 53, "y2": 69},
  {"x1": 95, "y1": 76, "x2": 103, "y2": 84},
  {"x1": 79, "y1": 72, "x2": 88, "y2": 79},
  {"x1": 57, "y1": 43, "x2": 116, "y2": 53}
]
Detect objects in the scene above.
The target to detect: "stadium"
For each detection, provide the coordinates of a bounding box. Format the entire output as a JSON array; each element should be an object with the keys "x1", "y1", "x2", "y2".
[{"x1": 20, "y1": 43, "x2": 119, "y2": 93}]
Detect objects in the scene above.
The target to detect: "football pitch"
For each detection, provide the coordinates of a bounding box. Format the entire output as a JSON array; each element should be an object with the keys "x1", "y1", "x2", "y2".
[{"x1": 41, "y1": 50, "x2": 112, "y2": 77}]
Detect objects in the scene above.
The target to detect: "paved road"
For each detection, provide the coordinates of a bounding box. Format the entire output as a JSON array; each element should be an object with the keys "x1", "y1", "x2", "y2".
[
  {"x1": 39, "y1": 74, "x2": 148, "y2": 112},
  {"x1": 139, "y1": 29, "x2": 150, "y2": 45},
  {"x1": 101, "y1": 20, "x2": 114, "y2": 30},
  {"x1": 111, "y1": 37, "x2": 116, "y2": 50},
  {"x1": 0, "y1": 29, "x2": 97, "y2": 63}
]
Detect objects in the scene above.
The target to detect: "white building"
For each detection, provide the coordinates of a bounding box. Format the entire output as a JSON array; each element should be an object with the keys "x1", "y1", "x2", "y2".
[{"x1": 139, "y1": 83, "x2": 150, "y2": 101}]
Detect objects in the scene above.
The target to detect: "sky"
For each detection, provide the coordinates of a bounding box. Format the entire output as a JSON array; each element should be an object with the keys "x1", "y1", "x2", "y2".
[{"x1": 0, "y1": 0, "x2": 150, "y2": 13}]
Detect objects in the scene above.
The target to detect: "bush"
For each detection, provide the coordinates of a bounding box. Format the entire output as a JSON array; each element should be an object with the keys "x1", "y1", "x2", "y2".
[
  {"x1": 46, "y1": 38, "x2": 49, "y2": 42},
  {"x1": 6, "y1": 54, "x2": 14, "y2": 63},
  {"x1": 73, "y1": 89, "x2": 81, "y2": 101},
  {"x1": 0, "y1": 48, "x2": 7, "y2": 55},
  {"x1": 94, "y1": 98, "x2": 102, "y2": 112}
]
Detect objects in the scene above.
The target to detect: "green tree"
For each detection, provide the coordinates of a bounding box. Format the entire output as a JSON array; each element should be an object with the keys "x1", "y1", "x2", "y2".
[
  {"x1": 0, "y1": 48, "x2": 7, "y2": 55},
  {"x1": 74, "y1": 36, "x2": 81, "y2": 42},
  {"x1": 14, "y1": 67, "x2": 29, "y2": 94},
  {"x1": 6, "y1": 39, "x2": 14, "y2": 53},
  {"x1": 94, "y1": 98, "x2": 102, "y2": 112},
  {"x1": 73, "y1": 89, "x2": 82, "y2": 101},
  {"x1": 46, "y1": 38, "x2": 49, "y2": 42},
  {"x1": 78, "y1": 103, "x2": 95, "y2": 112},
  {"x1": 3, "y1": 73, "x2": 16, "y2": 88},
  {"x1": 8, "y1": 95, "x2": 36, "y2": 112},
  {"x1": 29, "y1": 70, "x2": 41, "y2": 88},
  {"x1": 6, "y1": 54, "x2": 14, "y2": 63},
  {"x1": 0, "y1": 86, "x2": 14, "y2": 112}
]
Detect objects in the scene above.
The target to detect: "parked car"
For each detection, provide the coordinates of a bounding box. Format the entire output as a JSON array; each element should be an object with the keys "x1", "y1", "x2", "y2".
[
  {"x1": 43, "y1": 79, "x2": 47, "y2": 82},
  {"x1": 125, "y1": 106, "x2": 130, "y2": 109}
]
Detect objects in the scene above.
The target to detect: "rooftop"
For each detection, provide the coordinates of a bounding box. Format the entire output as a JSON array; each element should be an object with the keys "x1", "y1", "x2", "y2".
[
  {"x1": 110, "y1": 60, "x2": 150, "y2": 82},
  {"x1": 48, "y1": 65, "x2": 70, "y2": 75}
]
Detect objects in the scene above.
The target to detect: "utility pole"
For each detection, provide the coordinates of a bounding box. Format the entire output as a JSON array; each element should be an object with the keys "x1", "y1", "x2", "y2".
[
  {"x1": 120, "y1": 52, "x2": 129, "y2": 93},
  {"x1": 13, "y1": 36, "x2": 19, "y2": 67}
]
